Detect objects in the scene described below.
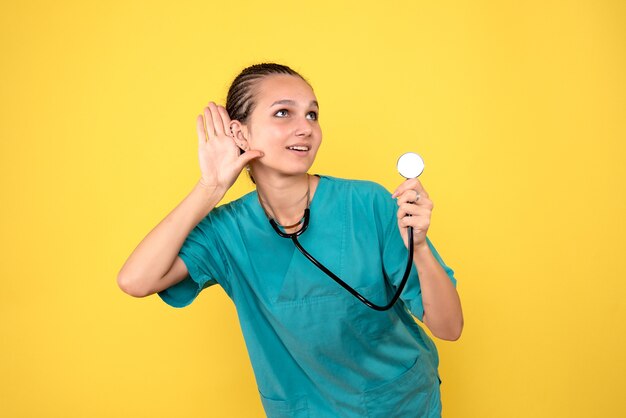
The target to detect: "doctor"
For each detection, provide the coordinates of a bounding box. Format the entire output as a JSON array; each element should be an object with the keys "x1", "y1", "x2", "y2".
[{"x1": 118, "y1": 62, "x2": 463, "y2": 417}]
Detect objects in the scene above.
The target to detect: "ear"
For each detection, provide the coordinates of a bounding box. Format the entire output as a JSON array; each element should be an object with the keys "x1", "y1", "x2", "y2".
[{"x1": 229, "y1": 120, "x2": 250, "y2": 151}]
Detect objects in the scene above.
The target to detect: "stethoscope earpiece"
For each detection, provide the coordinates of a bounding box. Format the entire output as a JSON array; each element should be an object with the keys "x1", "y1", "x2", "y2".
[{"x1": 397, "y1": 152, "x2": 425, "y2": 179}]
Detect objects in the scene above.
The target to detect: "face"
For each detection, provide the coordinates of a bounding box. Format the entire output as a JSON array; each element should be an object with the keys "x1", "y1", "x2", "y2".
[{"x1": 235, "y1": 74, "x2": 322, "y2": 177}]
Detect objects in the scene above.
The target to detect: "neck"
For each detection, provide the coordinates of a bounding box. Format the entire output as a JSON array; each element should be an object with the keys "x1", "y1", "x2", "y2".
[{"x1": 255, "y1": 173, "x2": 312, "y2": 226}]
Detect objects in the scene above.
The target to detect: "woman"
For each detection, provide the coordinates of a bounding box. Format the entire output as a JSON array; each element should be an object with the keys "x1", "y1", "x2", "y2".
[{"x1": 117, "y1": 63, "x2": 463, "y2": 417}]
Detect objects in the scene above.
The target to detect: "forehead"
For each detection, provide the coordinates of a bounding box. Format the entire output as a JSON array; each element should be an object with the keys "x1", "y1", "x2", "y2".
[{"x1": 254, "y1": 74, "x2": 316, "y2": 105}]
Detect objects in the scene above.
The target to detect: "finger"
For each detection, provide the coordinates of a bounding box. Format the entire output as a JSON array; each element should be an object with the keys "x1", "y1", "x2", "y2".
[
  {"x1": 392, "y1": 178, "x2": 429, "y2": 199},
  {"x1": 397, "y1": 206, "x2": 432, "y2": 226},
  {"x1": 400, "y1": 215, "x2": 430, "y2": 231},
  {"x1": 391, "y1": 178, "x2": 415, "y2": 198},
  {"x1": 392, "y1": 179, "x2": 429, "y2": 199},
  {"x1": 208, "y1": 102, "x2": 225, "y2": 137},
  {"x1": 396, "y1": 189, "x2": 421, "y2": 206},
  {"x1": 397, "y1": 192, "x2": 434, "y2": 210},
  {"x1": 196, "y1": 114, "x2": 208, "y2": 145},
  {"x1": 216, "y1": 105, "x2": 232, "y2": 136},
  {"x1": 412, "y1": 179, "x2": 428, "y2": 195},
  {"x1": 204, "y1": 106, "x2": 217, "y2": 139},
  {"x1": 397, "y1": 202, "x2": 428, "y2": 219},
  {"x1": 235, "y1": 149, "x2": 265, "y2": 170},
  {"x1": 419, "y1": 196, "x2": 434, "y2": 210},
  {"x1": 391, "y1": 179, "x2": 408, "y2": 198}
]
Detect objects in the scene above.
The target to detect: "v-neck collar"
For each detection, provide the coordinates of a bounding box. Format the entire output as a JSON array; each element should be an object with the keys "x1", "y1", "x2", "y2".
[{"x1": 248, "y1": 174, "x2": 327, "y2": 223}]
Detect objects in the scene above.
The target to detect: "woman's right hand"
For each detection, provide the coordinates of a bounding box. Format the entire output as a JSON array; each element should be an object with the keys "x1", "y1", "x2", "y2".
[{"x1": 196, "y1": 102, "x2": 264, "y2": 192}]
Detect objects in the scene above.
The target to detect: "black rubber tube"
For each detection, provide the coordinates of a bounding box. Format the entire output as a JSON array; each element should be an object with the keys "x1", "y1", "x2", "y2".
[{"x1": 290, "y1": 227, "x2": 414, "y2": 311}]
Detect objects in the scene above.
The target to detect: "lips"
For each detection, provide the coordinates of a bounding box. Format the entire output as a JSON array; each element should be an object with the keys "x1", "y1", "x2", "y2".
[{"x1": 286, "y1": 144, "x2": 310, "y2": 151}]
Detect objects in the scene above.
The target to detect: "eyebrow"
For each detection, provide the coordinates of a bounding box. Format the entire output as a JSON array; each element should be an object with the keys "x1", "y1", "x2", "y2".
[{"x1": 270, "y1": 99, "x2": 319, "y2": 108}]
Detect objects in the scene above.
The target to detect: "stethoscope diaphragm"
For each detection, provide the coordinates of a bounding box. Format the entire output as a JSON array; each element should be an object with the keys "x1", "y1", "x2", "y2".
[{"x1": 397, "y1": 152, "x2": 425, "y2": 179}]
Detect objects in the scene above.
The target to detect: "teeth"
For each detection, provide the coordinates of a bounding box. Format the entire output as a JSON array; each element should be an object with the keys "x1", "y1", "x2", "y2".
[{"x1": 288, "y1": 146, "x2": 309, "y2": 151}]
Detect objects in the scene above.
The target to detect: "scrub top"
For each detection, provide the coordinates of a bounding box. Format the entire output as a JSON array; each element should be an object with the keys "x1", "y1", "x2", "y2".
[{"x1": 158, "y1": 175, "x2": 457, "y2": 418}]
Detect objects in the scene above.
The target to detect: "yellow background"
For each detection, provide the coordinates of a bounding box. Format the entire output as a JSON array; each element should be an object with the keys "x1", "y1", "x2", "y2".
[{"x1": 1, "y1": 1, "x2": 625, "y2": 417}]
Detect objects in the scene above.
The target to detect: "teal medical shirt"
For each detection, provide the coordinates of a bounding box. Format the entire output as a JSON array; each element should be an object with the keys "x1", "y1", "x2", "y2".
[{"x1": 158, "y1": 175, "x2": 457, "y2": 418}]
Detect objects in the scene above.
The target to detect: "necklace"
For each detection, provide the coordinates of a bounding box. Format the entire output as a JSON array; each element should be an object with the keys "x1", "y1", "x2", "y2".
[{"x1": 258, "y1": 174, "x2": 311, "y2": 229}]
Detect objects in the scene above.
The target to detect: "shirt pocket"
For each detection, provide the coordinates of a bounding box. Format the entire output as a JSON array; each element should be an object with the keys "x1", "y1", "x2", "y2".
[
  {"x1": 361, "y1": 355, "x2": 439, "y2": 418},
  {"x1": 350, "y1": 283, "x2": 406, "y2": 340},
  {"x1": 259, "y1": 392, "x2": 309, "y2": 418},
  {"x1": 272, "y1": 243, "x2": 343, "y2": 304}
]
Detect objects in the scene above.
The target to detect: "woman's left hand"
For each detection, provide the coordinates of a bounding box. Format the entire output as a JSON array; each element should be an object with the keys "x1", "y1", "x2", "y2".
[{"x1": 391, "y1": 179, "x2": 434, "y2": 250}]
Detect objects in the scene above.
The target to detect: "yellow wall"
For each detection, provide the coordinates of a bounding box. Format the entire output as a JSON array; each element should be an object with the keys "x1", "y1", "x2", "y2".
[{"x1": 1, "y1": 1, "x2": 625, "y2": 416}]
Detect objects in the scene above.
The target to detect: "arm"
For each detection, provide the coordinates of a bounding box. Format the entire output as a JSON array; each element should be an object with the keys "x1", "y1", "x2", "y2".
[
  {"x1": 392, "y1": 179, "x2": 464, "y2": 341},
  {"x1": 117, "y1": 181, "x2": 225, "y2": 297},
  {"x1": 117, "y1": 102, "x2": 263, "y2": 298},
  {"x1": 412, "y1": 242, "x2": 463, "y2": 340}
]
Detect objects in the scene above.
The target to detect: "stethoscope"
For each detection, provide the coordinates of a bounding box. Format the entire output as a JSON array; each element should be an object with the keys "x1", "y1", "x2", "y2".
[{"x1": 266, "y1": 152, "x2": 425, "y2": 311}]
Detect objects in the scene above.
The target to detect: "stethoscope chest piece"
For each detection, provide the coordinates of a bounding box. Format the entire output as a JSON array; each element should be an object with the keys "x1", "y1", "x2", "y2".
[
  {"x1": 264, "y1": 153, "x2": 426, "y2": 311},
  {"x1": 397, "y1": 152, "x2": 425, "y2": 179}
]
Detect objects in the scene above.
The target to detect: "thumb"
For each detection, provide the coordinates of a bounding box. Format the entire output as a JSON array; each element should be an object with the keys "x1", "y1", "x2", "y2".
[{"x1": 236, "y1": 150, "x2": 264, "y2": 169}]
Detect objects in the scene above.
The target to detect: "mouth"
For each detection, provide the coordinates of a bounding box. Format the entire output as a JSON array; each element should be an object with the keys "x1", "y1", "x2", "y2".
[{"x1": 286, "y1": 145, "x2": 311, "y2": 153}]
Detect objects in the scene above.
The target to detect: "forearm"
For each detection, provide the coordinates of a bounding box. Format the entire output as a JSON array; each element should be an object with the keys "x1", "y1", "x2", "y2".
[
  {"x1": 117, "y1": 180, "x2": 225, "y2": 295},
  {"x1": 412, "y1": 242, "x2": 463, "y2": 341}
]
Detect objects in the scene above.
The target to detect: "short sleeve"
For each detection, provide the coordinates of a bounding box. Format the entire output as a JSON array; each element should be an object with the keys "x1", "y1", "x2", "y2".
[
  {"x1": 157, "y1": 211, "x2": 230, "y2": 308},
  {"x1": 375, "y1": 184, "x2": 457, "y2": 322}
]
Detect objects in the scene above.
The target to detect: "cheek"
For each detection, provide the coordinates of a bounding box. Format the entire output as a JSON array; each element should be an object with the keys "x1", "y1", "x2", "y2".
[
  {"x1": 314, "y1": 128, "x2": 323, "y2": 146},
  {"x1": 249, "y1": 127, "x2": 285, "y2": 148}
]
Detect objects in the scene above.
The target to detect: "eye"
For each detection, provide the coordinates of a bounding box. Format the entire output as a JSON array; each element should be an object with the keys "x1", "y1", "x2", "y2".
[
  {"x1": 274, "y1": 109, "x2": 289, "y2": 117},
  {"x1": 306, "y1": 111, "x2": 318, "y2": 121}
]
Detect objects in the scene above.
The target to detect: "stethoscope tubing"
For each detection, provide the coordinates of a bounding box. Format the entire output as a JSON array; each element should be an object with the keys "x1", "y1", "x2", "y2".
[{"x1": 270, "y1": 209, "x2": 415, "y2": 311}]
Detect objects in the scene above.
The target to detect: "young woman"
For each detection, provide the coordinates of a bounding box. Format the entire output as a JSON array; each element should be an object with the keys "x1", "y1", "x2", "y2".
[{"x1": 117, "y1": 63, "x2": 463, "y2": 417}]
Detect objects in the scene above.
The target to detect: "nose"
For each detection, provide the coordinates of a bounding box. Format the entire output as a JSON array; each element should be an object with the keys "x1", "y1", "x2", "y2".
[{"x1": 294, "y1": 115, "x2": 313, "y2": 137}]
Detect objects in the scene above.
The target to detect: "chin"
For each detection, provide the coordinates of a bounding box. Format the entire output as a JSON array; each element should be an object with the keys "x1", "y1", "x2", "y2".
[
  {"x1": 272, "y1": 155, "x2": 317, "y2": 170},
  {"x1": 252, "y1": 163, "x2": 314, "y2": 179},
  {"x1": 282, "y1": 167, "x2": 314, "y2": 177}
]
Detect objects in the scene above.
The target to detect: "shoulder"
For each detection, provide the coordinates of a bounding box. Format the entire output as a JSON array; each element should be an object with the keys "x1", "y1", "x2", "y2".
[
  {"x1": 317, "y1": 175, "x2": 396, "y2": 223},
  {"x1": 317, "y1": 175, "x2": 392, "y2": 198},
  {"x1": 201, "y1": 190, "x2": 258, "y2": 225},
  {"x1": 318, "y1": 175, "x2": 396, "y2": 239}
]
